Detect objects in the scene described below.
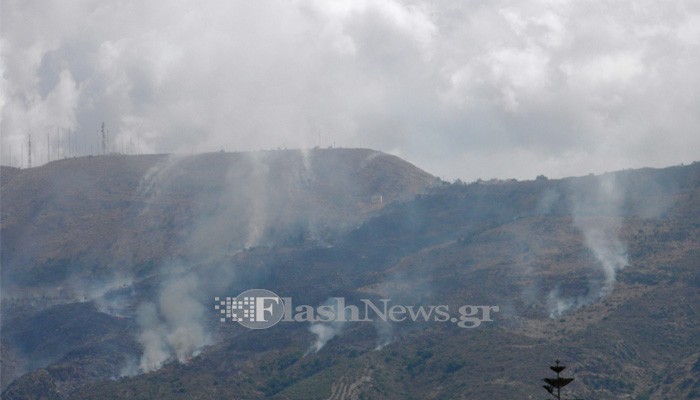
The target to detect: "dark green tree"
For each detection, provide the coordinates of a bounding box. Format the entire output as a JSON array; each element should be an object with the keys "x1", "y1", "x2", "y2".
[{"x1": 542, "y1": 360, "x2": 581, "y2": 400}]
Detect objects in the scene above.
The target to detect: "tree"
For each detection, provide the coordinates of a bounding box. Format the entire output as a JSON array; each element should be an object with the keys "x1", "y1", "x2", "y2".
[{"x1": 542, "y1": 360, "x2": 581, "y2": 400}]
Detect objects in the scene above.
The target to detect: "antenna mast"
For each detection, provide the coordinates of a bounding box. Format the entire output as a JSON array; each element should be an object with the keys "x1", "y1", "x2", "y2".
[
  {"x1": 101, "y1": 122, "x2": 107, "y2": 155},
  {"x1": 28, "y1": 134, "x2": 32, "y2": 167}
]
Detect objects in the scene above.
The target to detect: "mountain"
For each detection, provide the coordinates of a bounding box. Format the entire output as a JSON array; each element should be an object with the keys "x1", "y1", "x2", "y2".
[
  {"x1": 1, "y1": 152, "x2": 699, "y2": 399},
  {"x1": 0, "y1": 148, "x2": 435, "y2": 395}
]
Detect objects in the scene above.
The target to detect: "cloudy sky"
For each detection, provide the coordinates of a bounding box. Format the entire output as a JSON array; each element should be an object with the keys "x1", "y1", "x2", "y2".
[{"x1": 1, "y1": 0, "x2": 699, "y2": 180}]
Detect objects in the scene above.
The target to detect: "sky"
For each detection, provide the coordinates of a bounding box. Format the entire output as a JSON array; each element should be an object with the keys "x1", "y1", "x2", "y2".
[{"x1": 1, "y1": 0, "x2": 699, "y2": 181}]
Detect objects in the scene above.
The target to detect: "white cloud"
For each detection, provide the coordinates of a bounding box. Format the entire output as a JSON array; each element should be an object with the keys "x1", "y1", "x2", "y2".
[
  {"x1": 571, "y1": 52, "x2": 645, "y2": 86},
  {"x1": 1, "y1": 0, "x2": 698, "y2": 179}
]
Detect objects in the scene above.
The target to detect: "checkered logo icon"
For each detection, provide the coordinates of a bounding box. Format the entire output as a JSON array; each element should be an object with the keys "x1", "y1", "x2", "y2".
[
  {"x1": 215, "y1": 296, "x2": 257, "y2": 322},
  {"x1": 215, "y1": 289, "x2": 284, "y2": 329}
]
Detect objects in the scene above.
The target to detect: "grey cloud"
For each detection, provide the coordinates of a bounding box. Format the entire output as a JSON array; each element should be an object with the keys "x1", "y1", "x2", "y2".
[{"x1": 2, "y1": 0, "x2": 699, "y2": 180}]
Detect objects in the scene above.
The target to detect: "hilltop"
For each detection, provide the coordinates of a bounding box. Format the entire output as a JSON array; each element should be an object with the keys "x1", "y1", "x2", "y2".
[{"x1": 1, "y1": 148, "x2": 435, "y2": 295}]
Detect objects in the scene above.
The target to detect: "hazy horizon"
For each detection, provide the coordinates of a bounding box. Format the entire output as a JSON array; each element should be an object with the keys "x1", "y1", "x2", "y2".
[{"x1": 1, "y1": 147, "x2": 697, "y2": 184}]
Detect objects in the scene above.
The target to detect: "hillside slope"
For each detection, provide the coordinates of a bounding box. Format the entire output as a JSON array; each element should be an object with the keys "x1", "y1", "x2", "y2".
[
  {"x1": 0, "y1": 148, "x2": 435, "y2": 393},
  {"x1": 2, "y1": 156, "x2": 699, "y2": 399}
]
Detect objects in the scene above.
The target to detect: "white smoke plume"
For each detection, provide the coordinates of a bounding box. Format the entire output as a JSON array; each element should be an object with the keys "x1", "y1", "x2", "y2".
[
  {"x1": 134, "y1": 155, "x2": 181, "y2": 210},
  {"x1": 373, "y1": 319, "x2": 393, "y2": 351},
  {"x1": 159, "y1": 275, "x2": 209, "y2": 362},
  {"x1": 126, "y1": 153, "x2": 279, "y2": 374},
  {"x1": 306, "y1": 323, "x2": 344, "y2": 355},
  {"x1": 134, "y1": 274, "x2": 210, "y2": 374},
  {"x1": 572, "y1": 174, "x2": 628, "y2": 295},
  {"x1": 546, "y1": 286, "x2": 590, "y2": 319},
  {"x1": 547, "y1": 174, "x2": 628, "y2": 317},
  {"x1": 575, "y1": 221, "x2": 628, "y2": 296},
  {"x1": 299, "y1": 147, "x2": 315, "y2": 185},
  {"x1": 305, "y1": 298, "x2": 346, "y2": 355},
  {"x1": 135, "y1": 303, "x2": 170, "y2": 373},
  {"x1": 240, "y1": 152, "x2": 270, "y2": 249}
]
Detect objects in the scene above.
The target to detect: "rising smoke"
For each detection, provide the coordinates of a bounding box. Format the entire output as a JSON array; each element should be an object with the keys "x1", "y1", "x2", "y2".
[
  {"x1": 547, "y1": 174, "x2": 628, "y2": 318},
  {"x1": 373, "y1": 319, "x2": 393, "y2": 351},
  {"x1": 573, "y1": 174, "x2": 628, "y2": 295},
  {"x1": 128, "y1": 149, "x2": 370, "y2": 373},
  {"x1": 131, "y1": 274, "x2": 210, "y2": 374},
  {"x1": 134, "y1": 303, "x2": 170, "y2": 373},
  {"x1": 305, "y1": 298, "x2": 347, "y2": 355}
]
